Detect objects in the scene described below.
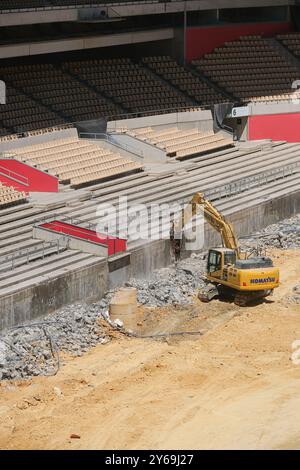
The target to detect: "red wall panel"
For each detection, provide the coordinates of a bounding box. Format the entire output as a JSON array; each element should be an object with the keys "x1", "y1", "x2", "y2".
[
  {"x1": 186, "y1": 22, "x2": 293, "y2": 62},
  {"x1": 248, "y1": 114, "x2": 300, "y2": 142},
  {"x1": 0, "y1": 174, "x2": 28, "y2": 193},
  {"x1": 0, "y1": 159, "x2": 58, "y2": 192},
  {"x1": 41, "y1": 221, "x2": 127, "y2": 256}
]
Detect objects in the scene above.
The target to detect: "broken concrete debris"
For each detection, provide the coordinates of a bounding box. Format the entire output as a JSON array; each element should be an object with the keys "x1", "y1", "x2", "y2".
[
  {"x1": 242, "y1": 214, "x2": 300, "y2": 249},
  {"x1": 0, "y1": 213, "x2": 299, "y2": 381}
]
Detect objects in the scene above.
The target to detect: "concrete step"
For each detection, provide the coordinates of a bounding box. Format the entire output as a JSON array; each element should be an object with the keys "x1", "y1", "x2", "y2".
[
  {"x1": 62, "y1": 145, "x2": 300, "y2": 224},
  {"x1": 0, "y1": 206, "x2": 45, "y2": 227},
  {"x1": 0, "y1": 244, "x2": 67, "y2": 275},
  {"x1": 87, "y1": 170, "x2": 151, "y2": 191},
  {"x1": 0, "y1": 253, "x2": 102, "y2": 297},
  {"x1": 0, "y1": 251, "x2": 99, "y2": 293},
  {"x1": 0, "y1": 249, "x2": 82, "y2": 281},
  {"x1": 128, "y1": 173, "x2": 300, "y2": 248},
  {"x1": 0, "y1": 202, "x2": 33, "y2": 218},
  {"x1": 0, "y1": 142, "x2": 299, "y2": 255},
  {"x1": 0, "y1": 238, "x2": 43, "y2": 257},
  {"x1": 0, "y1": 141, "x2": 297, "y2": 244},
  {"x1": 65, "y1": 163, "x2": 300, "y2": 240},
  {"x1": 223, "y1": 181, "x2": 300, "y2": 218},
  {"x1": 0, "y1": 231, "x2": 33, "y2": 248}
]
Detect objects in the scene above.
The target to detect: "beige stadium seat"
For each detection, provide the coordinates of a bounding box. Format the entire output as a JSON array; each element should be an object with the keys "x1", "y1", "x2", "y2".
[
  {"x1": 0, "y1": 182, "x2": 27, "y2": 208},
  {"x1": 11, "y1": 137, "x2": 144, "y2": 188}
]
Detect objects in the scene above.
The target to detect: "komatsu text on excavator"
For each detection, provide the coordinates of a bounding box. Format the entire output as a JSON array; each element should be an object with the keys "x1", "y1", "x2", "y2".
[{"x1": 170, "y1": 192, "x2": 279, "y2": 306}]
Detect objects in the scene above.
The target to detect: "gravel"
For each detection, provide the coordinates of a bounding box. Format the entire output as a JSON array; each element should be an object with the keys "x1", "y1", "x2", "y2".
[
  {"x1": 125, "y1": 253, "x2": 207, "y2": 307},
  {"x1": 0, "y1": 303, "x2": 109, "y2": 381},
  {"x1": 241, "y1": 214, "x2": 300, "y2": 250},
  {"x1": 0, "y1": 254, "x2": 207, "y2": 382}
]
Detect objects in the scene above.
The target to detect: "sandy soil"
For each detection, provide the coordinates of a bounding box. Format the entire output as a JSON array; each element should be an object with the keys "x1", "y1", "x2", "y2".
[{"x1": 0, "y1": 248, "x2": 300, "y2": 450}]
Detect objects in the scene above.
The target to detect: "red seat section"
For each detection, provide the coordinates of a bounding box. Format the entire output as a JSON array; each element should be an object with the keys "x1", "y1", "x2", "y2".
[{"x1": 0, "y1": 159, "x2": 58, "y2": 192}]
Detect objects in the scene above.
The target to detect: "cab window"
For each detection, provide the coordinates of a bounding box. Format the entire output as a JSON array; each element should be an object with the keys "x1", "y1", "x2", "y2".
[
  {"x1": 208, "y1": 251, "x2": 221, "y2": 273},
  {"x1": 224, "y1": 252, "x2": 236, "y2": 266}
]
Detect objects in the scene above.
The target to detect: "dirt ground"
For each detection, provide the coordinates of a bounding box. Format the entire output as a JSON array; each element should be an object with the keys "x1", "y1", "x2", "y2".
[{"x1": 0, "y1": 248, "x2": 300, "y2": 450}]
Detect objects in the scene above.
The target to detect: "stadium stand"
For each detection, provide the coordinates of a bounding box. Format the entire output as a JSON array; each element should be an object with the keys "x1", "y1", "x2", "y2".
[
  {"x1": 3, "y1": 38, "x2": 300, "y2": 138},
  {"x1": 0, "y1": 63, "x2": 122, "y2": 130},
  {"x1": 12, "y1": 136, "x2": 143, "y2": 187},
  {"x1": 124, "y1": 127, "x2": 234, "y2": 159},
  {"x1": 0, "y1": 84, "x2": 64, "y2": 135},
  {"x1": 0, "y1": 58, "x2": 212, "y2": 136},
  {"x1": 63, "y1": 58, "x2": 195, "y2": 114},
  {"x1": 0, "y1": 127, "x2": 9, "y2": 138},
  {"x1": 192, "y1": 35, "x2": 300, "y2": 103},
  {"x1": 142, "y1": 56, "x2": 228, "y2": 105},
  {"x1": 0, "y1": 182, "x2": 27, "y2": 207},
  {"x1": 277, "y1": 33, "x2": 300, "y2": 58}
]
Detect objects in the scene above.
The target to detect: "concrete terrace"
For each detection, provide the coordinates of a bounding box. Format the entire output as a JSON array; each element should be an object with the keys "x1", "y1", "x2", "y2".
[{"x1": 0, "y1": 134, "x2": 300, "y2": 327}]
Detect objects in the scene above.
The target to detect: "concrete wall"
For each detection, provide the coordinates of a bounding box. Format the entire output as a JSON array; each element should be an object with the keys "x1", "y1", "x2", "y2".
[
  {"x1": 108, "y1": 109, "x2": 213, "y2": 132},
  {"x1": 108, "y1": 134, "x2": 166, "y2": 164},
  {"x1": 33, "y1": 226, "x2": 108, "y2": 258},
  {"x1": 0, "y1": 258, "x2": 108, "y2": 330},
  {"x1": 0, "y1": 28, "x2": 174, "y2": 59},
  {"x1": 248, "y1": 113, "x2": 300, "y2": 142},
  {"x1": 1, "y1": 1, "x2": 292, "y2": 27},
  {"x1": 1, "y1": 188, "x2": 300, "y2": 329},
  {"x1": 249, "y1": 102, "x2": 300, "y2": 116},
  {"x1": 185, "y1": 21, "x2": 293, "y2": 61}
]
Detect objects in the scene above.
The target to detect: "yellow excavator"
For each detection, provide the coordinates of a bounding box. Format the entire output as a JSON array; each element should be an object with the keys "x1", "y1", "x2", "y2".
[{"x1": 170, "y1": 192, "x2": 280, "y2": 306}]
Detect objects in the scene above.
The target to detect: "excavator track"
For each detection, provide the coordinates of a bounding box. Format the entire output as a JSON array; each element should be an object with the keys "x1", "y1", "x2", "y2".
[
  {"x1": 234, "y1": 289, "x2": 273, "y2": 307},
  {"x1": 199, "y1": 284, "x2": 273, "y2": 306},
  {"x1": 198, "y1": 283, "x2": 219, "y2": 302},
  {"x1": 233, "y1": 293, "x2": 249, "y2": 307}
]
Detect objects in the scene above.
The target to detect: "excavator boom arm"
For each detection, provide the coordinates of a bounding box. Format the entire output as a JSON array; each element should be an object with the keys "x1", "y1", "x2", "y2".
[{"x1": 172, "y1": 192, "x2": 240, "y2": 257}]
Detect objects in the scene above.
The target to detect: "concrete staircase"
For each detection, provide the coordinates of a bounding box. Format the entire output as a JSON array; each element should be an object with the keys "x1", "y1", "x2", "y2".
[
  {"x1": 268, "y1": 37, "x2": 300, "y2": 71},
  {"x1": 141, "y1": 61, "x2": 198, "y2": 107},
  {"x1": 187, "y1": 63, "x2": 239, "y2": 103}
]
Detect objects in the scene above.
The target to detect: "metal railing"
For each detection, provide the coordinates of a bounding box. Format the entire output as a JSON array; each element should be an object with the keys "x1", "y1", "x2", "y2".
[
  {"x1": 0, "y1": 164, "x2": 29, "y2": 186},
  {"x1": 0, "y1": 238, "x2": 66, "y2": 272},
  {"x1": 79, "y1": 131, "x2": 145, "y2": 159},
  {"x1": 205, "y1": 161, "x2": 300, "y2": 201},
  {"x1": 107, "y1": 105, "x2": 208, "y2": 129}
]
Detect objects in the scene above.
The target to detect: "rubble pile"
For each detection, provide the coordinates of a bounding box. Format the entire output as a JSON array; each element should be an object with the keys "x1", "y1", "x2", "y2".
[
  {"x1": 126, "y1": 254, "x2": 207, "y2": 307},
  {"x1": 0, "y1": 303, "x2": 109, "y2": 381},
  {"x1": 242, "y1": 214, "x2": 300, "y2": 250},
  {"x1": 0, "y1": 255, "x2": 207, "y2": 381}
]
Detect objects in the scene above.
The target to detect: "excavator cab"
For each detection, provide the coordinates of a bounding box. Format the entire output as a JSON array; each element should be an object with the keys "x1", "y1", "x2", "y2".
[{"x1": 207, "y1": 248, "x2": 236, "y2": 274}]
